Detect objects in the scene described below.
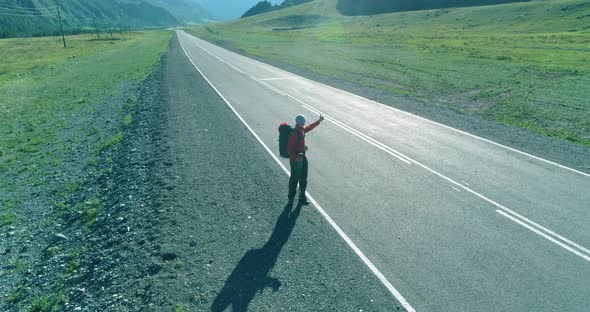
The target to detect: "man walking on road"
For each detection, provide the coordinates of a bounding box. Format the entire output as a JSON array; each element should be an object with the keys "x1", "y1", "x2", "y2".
[{"x1": 288, "y1": 114, "x2": 324, "y2": 205}]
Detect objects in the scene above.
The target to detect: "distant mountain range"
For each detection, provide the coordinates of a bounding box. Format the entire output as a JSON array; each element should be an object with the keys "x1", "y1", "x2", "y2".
[
  {"x1": 197, "y1": 0, "x2": 283, "y2": 21},
  {"x1": 0, "y1": 0, "x2": 209, "y2": 38}
]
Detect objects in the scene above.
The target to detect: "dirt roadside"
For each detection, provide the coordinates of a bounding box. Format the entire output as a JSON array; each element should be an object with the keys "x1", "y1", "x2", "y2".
[{"x1": 63, "y1": 34, "x2": 406, "y2": 311}]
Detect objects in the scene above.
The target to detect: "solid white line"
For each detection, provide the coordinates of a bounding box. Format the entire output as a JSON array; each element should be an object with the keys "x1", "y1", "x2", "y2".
[
  {"x1": 177, "y1": 32, "x2": 416, "y2": 312},
  {"x1": 191, "y1": 39, "x2": 250, "y2": 76},
  {"x1": 496, "y1": 210, "x2": 590, "y2": 263},
  {"x1": 258, "y1": 79, "x2": 287, "y2": 96},
  {"x1": 301, "y1": 104, "x2": 413, "y2": 164},
  {"x1": 302, "y1": 93, "x2": 590, "y2": 258},
  {"x1": 302, "y1": 97, "x2": 590, "y2": 258},
  {"x1": 259, "y1": 77, "x2": 299, "y2": 81},
  {"x1": 190, "y1": 39, "x2": 290, "y2": 98},
  {"x1": 185, "y1": 31, "x2": 590, "y2": 259},
  {"x1": 191, "y1": 34, "x2": 589, "y2": 178}
]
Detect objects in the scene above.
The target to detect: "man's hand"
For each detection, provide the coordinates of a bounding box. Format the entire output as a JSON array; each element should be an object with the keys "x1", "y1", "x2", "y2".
[{"x1": 319, "y1": 114, "x2": 324, "y2": 123}]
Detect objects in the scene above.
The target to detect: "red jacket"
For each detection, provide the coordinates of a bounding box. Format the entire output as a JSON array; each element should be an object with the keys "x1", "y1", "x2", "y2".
[{"x1": 287, "y1": 121, "x2": 320, "y2": 161}]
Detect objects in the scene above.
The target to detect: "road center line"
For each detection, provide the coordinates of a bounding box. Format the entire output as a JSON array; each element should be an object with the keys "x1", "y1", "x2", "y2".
[
  {"x1": 497, "y1": 210, "x2": 590, "y2": 263},
  {"x1": 299, "y1": 104, "x2": 590, "y2": 261},
  {"x1": 178, "y1": 32, "x2": 417, "y2": 312},
  {"x1": 259, "y1": 77, "x2": 299, "y2": 81},
  {"x1": 257, "y1": 79, "x2": 287, "y2": 97},
  {"x1": 193, "y1": 36, "x2": 589, "y2": 178},
  {"x1": 301, "y1": 105, "x2": 413, "y2": 164},
  {"x1": 185, "y1": 31, "x2": 590, "y2": 262}
]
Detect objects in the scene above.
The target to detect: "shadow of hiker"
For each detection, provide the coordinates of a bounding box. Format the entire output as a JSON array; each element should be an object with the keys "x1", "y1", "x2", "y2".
[{"x1": 210, "y1": 202, "x2": 303, "y2": 312}]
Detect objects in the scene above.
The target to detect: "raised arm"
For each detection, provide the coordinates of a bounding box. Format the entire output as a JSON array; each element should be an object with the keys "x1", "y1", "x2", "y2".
[{"x1": 303, "y1": 115, "x2": 324, "y2": 133}]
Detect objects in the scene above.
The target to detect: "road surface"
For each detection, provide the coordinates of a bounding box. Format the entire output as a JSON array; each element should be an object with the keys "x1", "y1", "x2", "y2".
[{"x1": 176, "y1": 30, "x2": 590, "y2": 312}]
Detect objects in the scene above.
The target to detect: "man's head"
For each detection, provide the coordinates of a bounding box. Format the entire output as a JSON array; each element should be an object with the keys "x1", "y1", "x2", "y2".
[{"x1": 295, "y1": 114, "x2": 306, "y2": 127}]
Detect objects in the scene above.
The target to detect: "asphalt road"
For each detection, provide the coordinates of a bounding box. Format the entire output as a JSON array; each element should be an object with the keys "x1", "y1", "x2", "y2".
[{"x1": 176, "y1": 30, "x2": 590, "y2": 312}]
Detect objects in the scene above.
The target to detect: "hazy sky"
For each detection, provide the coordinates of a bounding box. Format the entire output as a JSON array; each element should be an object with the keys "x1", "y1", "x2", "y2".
[{"x1": 198, "y1": 0, "x2": 283, "y2": 21}]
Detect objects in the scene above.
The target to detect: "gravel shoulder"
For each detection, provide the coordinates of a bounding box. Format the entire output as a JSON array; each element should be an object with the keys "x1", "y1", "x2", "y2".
[
  {"x1": 68, "y1": 34, "x2": 405, "y2": 311},
  {"x1": 195, "y1": 38, "x2": 590, "y2": 174}
]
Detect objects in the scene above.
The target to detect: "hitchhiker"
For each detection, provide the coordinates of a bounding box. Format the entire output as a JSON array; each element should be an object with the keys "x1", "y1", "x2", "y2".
[{"x1": 287, "y1": 114, "x2": 324, "y2": 205}]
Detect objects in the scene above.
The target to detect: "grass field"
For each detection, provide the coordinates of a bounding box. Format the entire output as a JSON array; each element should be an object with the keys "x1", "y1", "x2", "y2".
[
  {"x1": 0, "y1": 31, "x2": 172, "y2": 310},
  {"x1": 0, "y1": 31, "x2": 171, "y2": 188},
  {"x1": 186, "y1": 0, "x2": 590, "y2": 146}
]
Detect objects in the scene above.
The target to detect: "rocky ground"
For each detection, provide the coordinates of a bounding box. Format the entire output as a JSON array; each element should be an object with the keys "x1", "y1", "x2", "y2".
[{"x1": 3, "y1": 35, "x2": 406, "y2": 311}]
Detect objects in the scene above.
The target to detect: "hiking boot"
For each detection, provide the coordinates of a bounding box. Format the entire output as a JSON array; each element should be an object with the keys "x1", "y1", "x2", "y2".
[{"x1": 299, "y1": 196, "x2": 309, "y2": 205}]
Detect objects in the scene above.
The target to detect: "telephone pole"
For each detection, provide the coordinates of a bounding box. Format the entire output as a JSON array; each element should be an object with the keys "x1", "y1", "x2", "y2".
[
  {"x1": 55, "y1": 0, "x2": 67, "y2": 48},
  {"x1": 93, "y1": 19, "x2": 100, "y2": 40}
]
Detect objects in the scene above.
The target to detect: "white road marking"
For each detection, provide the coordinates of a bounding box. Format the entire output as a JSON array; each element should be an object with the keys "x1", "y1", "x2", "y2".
[
  {"x1": 306, "y1": 104, "x2": 590, "y2": 259},
  {"x1": 184, "y1": 31, "x2": 590, "y2": 261},
  {"x1": 257, "y1": 79, "x2": 287, "y2": 96},
  {"x1": 461, "y1": 180, "x2": 470, "y2": 186},
  {"x1": 259, "y1": 77, "x2": 299, "y2": 81},
  {"x1": 192, "y1": 33, "x2": 590, "y2": 178},
  {"x1": 302, "y1": 105, "x2": 413, "y2": 164},
  {"x1": 497, "y1": 210, "x2": 590, "y2": 263},
  {"x1": 190, "y1": 40, "x2": 292, "y2": 98},
  {"x1": 177, "y1": 32, "x2": 417, "y2": 312},
  {"x1": 452, "y1": 187, "x2": 461, "y2": 192}
]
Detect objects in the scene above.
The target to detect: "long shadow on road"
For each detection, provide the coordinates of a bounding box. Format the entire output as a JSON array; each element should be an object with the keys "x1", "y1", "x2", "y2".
[{"x1": 211, "y1": 202, "x2": 304, "y2": 312}]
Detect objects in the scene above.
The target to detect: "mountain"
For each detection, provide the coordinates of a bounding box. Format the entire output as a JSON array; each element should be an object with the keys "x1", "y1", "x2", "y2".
[
  {"x1": 241, "y1": 0, "x2": 313, "y2": 18},
  {"x1": 0, "y1": 0, "x2": 182, "y2": 38},
  {"x1": 242, "y1": 1, "x2": 274, "y2": 18},
  {"x1": 147, "y1": 0, "x2": 210, "y2": 24},
  {"x1": 197, "y1": 0, "x2": 282, "y2": 21},
  {"x1": 336, "y1": 0, "x2": 531, "y2": 15}
]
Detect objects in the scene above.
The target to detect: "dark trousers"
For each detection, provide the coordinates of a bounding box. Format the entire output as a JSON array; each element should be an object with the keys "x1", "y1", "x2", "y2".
[{"x1": 288, "y1": 158, "x2": 308, "y2": 199}]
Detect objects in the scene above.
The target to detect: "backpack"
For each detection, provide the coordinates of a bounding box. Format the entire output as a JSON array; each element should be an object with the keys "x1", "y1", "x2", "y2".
[{"x1": 278, "y1": 122, "x2": 301, "y2": 159}]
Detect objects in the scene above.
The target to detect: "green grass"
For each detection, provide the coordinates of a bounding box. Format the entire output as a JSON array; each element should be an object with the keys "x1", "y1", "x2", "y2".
[
  {"x1": 76, "y1": 197, "x2": 104, "y2": 226},
  {"x1": 123, "y1": 113, "x2": 134, "y2": 126},
  {"x1": 0, "y1": 30, "x2": 171, "y2": 209},
  {"x1": 0, "y1": 31, "x2": 171, "y2": 182},
  {"x1": 97, "y1": 132, "x2": 124, "y2": 154},
  {"x1": 0, "y1": 31, "x2": 172, "y2": 310},
  {"x1": 187, "y1": 0, "x2": 590, "y2": 146},
  {"x1": 7, "y1": 286, "x2": 25, "y2": 305},
  {"x1": 29, "y1": 291, "x2": 68, "y2": 312},
  {"x1": 10, "y1": 259, "x2": 29, "y2": 274},
  {"x1": 46, "y1": 246, "x2": 60, "y2": 257},
  {"x1": 0, "y1": 212, "x2": 17, "y2": 228}
]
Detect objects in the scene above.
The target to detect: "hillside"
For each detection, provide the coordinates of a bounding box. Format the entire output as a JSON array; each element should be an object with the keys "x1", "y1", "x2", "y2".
[
  {"x1": 336, "y1": 0, "x2": 531, "y2": 15},
  {"x1": 0, "y1": 0, "x2": 207, "y2": 38},
  {"x1": 188, "y1": 0, "x2": 590, "y2": 147},
  {"x1": 148, "y1": 0, "x2": 210, "y2": 24},
  {"x1": 242, "y1": 0, "x2": 313, "y2": 18}
]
